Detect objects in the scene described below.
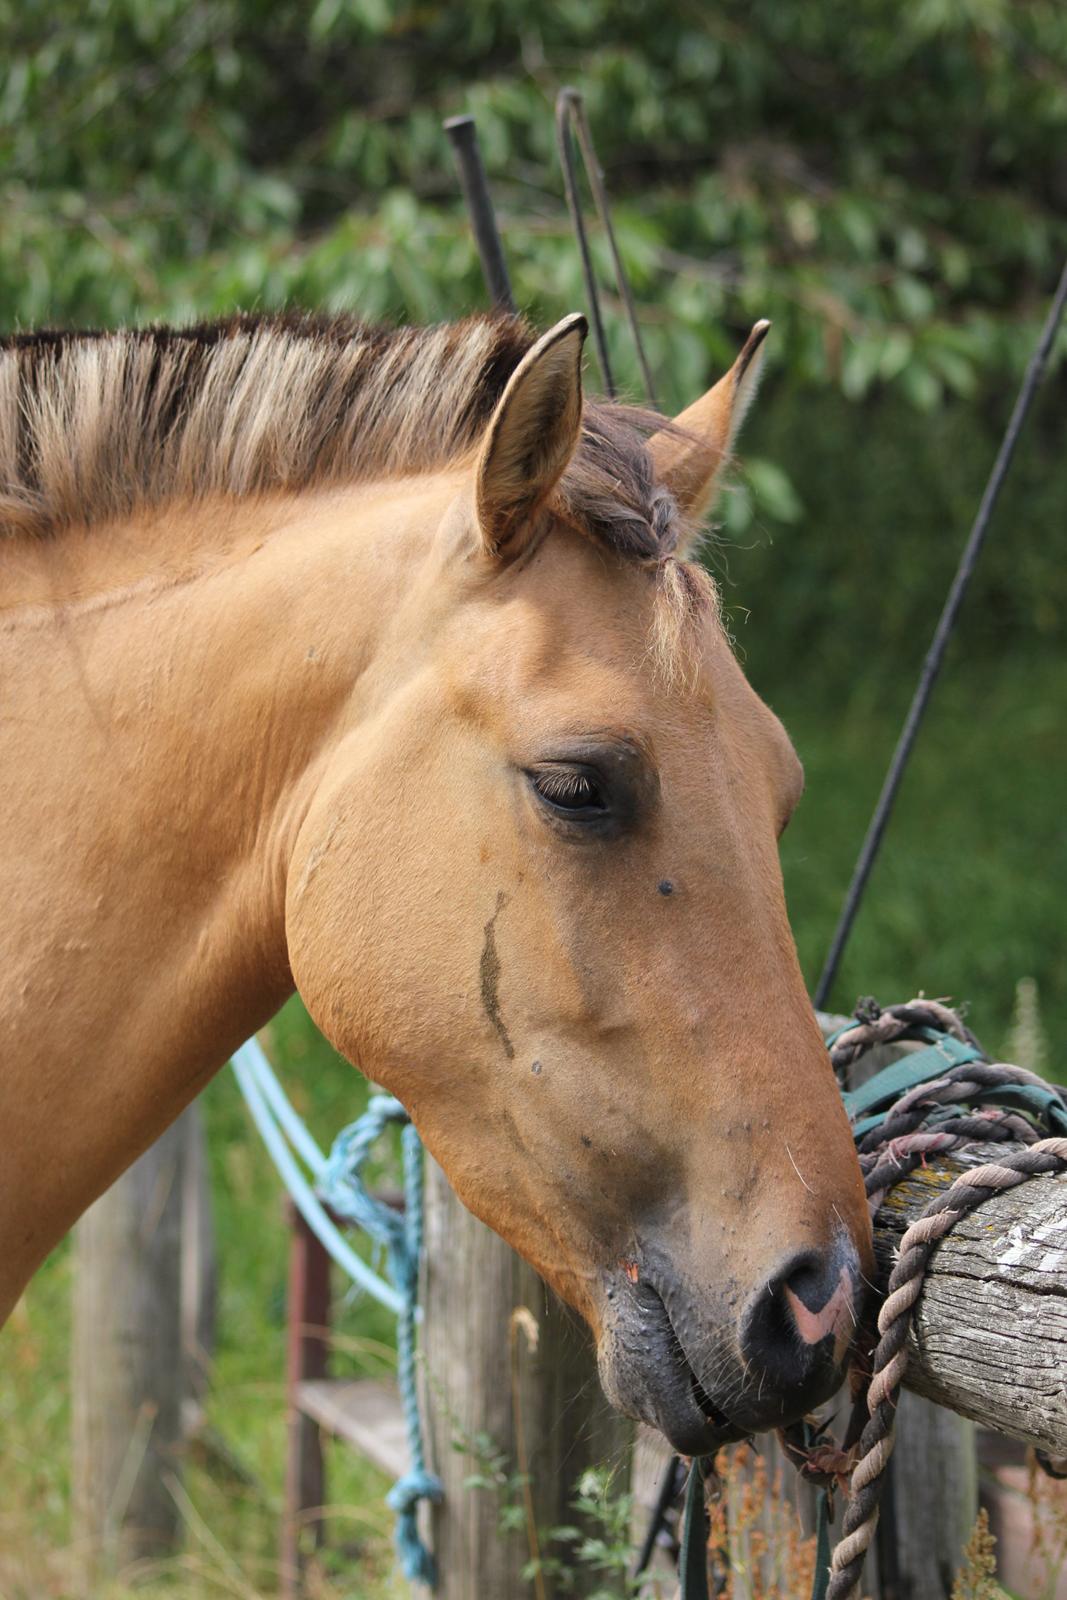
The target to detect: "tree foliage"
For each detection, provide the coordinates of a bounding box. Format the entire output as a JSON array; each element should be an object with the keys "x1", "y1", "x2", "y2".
[
  {"x1": 5, "y1": 0, "x2": 1067, "y2": 402},
  {"x1": 3, "y1": 1, "x2": 1065, "y2": 658}
]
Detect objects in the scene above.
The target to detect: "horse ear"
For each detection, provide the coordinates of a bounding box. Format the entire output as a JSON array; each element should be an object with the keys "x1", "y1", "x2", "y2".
[
  {"x1": 648, "y1": 321, "x2": 770, "y2": 526},
  {"x1": 474, "y1": 313, "x2": 587, "y2": 559}
]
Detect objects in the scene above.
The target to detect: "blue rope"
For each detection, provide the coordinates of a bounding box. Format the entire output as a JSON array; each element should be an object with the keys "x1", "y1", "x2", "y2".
[
  {"x1": 231, "y1": 1045, "x2": 441, "y2": 1586},
  {"x1": 320, "y1": 1097, "x2": 443, "y2": 1587},
  {"x1": 231, "y1": 1042, "x2": 404, "y2": 1314},
  {"x1": 239, "y1": 1038, "x2": 328, "y2": 1175}
]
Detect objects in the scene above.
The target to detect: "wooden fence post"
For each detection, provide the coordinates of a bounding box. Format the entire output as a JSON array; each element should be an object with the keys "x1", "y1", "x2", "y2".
[
  {"x1": 280, "y1": 1203, "x2": 331, "y2": 1598},
  {"x1": 421, "y1": 1157, "x2": 632, "y2": 1600},
  {"x1": 72, "y1": 1104, "x2": 206, "y2": 1587},
  {"x1": 876, "y1": 1390, "x2": 976, "y2": 1600},
  {"x1": 180, "y1": 1101, "x2": 217, "y2": 1428}
]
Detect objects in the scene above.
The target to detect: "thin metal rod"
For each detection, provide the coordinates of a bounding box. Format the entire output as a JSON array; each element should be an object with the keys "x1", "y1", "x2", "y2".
[
  {"x1": 813, "y1": 253, "x2": 1067, "y2": 1011},
  {"x1": 633, "y1": 1452, "x2": 683, "y2": 1576},
  {"x1": 443, "y1": 114, "x2": 516, "y2": 313},
  {"x1": 555, "y1": 87, "x2": 657, "y2": 405}
]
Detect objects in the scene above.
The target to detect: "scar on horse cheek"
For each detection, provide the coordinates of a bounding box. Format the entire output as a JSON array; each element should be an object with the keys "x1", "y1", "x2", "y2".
[{"x1": 479, "y1": 890, "x2": 515, "y2": 1060}]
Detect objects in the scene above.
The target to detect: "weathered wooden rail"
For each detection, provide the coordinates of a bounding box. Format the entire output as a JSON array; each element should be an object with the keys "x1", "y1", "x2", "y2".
[{"x1": 873, "y1": 1150, "x2": 1067, "y2": 1457}]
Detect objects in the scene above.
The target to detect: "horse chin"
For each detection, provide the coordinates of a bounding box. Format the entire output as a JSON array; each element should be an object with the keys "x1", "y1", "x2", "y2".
[{"x1": 655, "y1": 1378, "x2": 747, "y2": 1458}]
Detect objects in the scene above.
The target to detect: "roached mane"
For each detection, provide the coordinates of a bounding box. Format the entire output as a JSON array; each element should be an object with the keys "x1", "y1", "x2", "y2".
[{"x1": 0, "y1": 311, "x2": 714, "y2": 662}]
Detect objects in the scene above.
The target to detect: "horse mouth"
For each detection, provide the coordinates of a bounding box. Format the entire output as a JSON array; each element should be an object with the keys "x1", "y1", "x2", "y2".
[
  {"x1": 632, "y1": 1282, "x2": 747, "y2": 1456},
  {"x1": 691, "y1": 1374, "x2": 735, "y2": 1437}
]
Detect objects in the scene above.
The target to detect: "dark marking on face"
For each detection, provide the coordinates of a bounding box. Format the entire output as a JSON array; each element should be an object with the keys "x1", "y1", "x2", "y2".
[
  {"x1": 480, "y1": 890, "x2": 515, "y2": 1060},
  {"x1": 531, "y1": 1059, "x2": 542, "y2": 1075},
  {"x1": 658, "y1": 879, "x2": 674, "y2": 896},
  {"x1": 581, "y1": 1133, "x2": 592, "y2": 1148}
]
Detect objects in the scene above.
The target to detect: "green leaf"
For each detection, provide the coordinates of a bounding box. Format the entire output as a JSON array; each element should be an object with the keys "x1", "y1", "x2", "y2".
[
  {"x1": 842, "y1": 334, "x2": 884, "y2": 400},
  {"x1": 746, "y1": 458, "x2": 803, "y2": 524},
  {"x1": 900, "y1": 361, "x2": 943, "y2": 411}
]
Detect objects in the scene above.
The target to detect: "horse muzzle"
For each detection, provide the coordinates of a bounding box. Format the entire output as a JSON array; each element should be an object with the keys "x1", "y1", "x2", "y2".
[{"x1": 597, "y1": 1235, "x2": 865, "y2": 1453}]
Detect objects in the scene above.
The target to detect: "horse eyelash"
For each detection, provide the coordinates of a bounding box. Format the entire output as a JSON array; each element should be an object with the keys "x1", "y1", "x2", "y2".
[{"x1": 534, "y1": 768, "x2": 598, "y2": 805}]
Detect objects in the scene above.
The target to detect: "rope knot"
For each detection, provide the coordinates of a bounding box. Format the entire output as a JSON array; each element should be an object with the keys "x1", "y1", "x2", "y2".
[
  {"x1": 779, "y1": 1421, "x2": 857, "y2": 1501},
  {"x1": 387, "y1": 1469, "x2": 444, "y2": 1587},
  {"x1": 387, "y1": 1466, "x2": 445, "y2": 1515}
]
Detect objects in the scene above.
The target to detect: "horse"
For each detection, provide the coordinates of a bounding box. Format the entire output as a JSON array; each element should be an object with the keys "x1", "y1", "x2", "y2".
[{"x1": 0, "y1": 308, "x2": 871, "y2": 1454}]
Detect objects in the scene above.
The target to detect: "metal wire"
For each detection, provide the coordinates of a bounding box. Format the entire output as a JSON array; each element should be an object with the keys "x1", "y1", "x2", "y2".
[
  {"x1": 813, "y1": 252, "x2": 1067, "y2": 1011},
  {"x1": 555, "y1": 87, "x2": 657, "y2": 405}
]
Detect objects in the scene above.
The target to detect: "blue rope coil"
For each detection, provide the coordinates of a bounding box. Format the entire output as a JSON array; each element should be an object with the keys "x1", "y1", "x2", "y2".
[{"x1": 320, "y1": 1096, "x2": 443, "y2": 1588}]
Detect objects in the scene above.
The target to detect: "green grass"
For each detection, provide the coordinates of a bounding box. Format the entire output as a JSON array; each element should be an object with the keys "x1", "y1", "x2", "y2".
[
  {"x1": 772, "y1": 650, "x2": 1067, "y2": 1061},
  {"x1": 2, "y1": 648, "x2": 1062, "y2": 1596}
]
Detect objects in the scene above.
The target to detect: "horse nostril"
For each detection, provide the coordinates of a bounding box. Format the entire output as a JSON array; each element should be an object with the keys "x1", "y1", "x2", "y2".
[
  {"x1": 740, "y1": 1244, "x2": 861, "y2": 1402},
  {"x1": 783, "y1": 1254, "x2": 825, "y2": 1313}
]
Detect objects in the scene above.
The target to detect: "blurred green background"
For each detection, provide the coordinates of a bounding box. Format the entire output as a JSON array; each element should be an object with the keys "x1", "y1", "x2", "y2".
[{"x1": 2, "y1": 1, "x2": 1065, "y2": 1593}]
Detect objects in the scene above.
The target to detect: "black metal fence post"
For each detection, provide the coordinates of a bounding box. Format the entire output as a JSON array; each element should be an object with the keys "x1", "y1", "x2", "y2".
[{"x1": 443, "y1": 114, "x2": 516, "y2": 314}]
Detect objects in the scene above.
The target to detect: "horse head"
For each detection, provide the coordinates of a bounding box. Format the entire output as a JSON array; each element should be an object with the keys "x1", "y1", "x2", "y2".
[{"x1": 287, "y1": 314, "x2": 872, "y2": 1451}]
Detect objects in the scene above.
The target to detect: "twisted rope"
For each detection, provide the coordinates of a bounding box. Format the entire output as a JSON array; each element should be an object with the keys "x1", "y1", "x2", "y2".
[
  {"x1": 817, "y1": 999, "x2": 1067, "y2": 1600},
  {"x1": 320, "y1": 1096, "x2": 443, "y2": 1588},
  {"x1": 827, "y1": 996, "x2": 978, "y2": 1063}
]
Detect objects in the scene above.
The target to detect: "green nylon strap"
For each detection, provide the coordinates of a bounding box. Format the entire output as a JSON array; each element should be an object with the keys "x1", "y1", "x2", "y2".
[
  {"x1": 840, "y1": 1036, "x2": 983, "y2": 1124},
  {"x1": 812, "y1": 1489, "x2": 832, "y2": 1600},
  {"x1": 839, "y1": 1035, "x2": 1067, "y2": 1138},
  {"x1": 972, "y1": 1082, "x2": 1067, "y2": 1134},
  {"x1": 680, "y1": 1457, "x2": 711, "y2": 1599}
]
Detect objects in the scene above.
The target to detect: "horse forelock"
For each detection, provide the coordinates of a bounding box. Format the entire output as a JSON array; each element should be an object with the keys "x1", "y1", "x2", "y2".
[{"x1": 552, "y1": 402, "x2": 718, "y2": 683}]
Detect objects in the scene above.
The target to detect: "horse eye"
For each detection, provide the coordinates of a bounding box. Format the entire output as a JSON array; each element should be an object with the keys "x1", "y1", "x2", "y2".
[{"x1": 529, "y1": 766, "x2": 607, "y2": 816}]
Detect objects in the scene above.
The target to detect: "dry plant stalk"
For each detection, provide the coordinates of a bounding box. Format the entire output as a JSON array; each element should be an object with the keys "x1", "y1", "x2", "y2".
[
  {"x1": 949, "y1": 1507, "x2": 999, "y2": 1600},
  {"x1": 705, "y1": 1443, "x2": 817, "y2": 1600}
]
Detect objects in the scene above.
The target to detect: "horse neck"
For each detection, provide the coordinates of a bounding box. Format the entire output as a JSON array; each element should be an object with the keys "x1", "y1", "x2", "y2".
[{"x1": 0, "y1": 477, "x2": 450, "y2": 1305}]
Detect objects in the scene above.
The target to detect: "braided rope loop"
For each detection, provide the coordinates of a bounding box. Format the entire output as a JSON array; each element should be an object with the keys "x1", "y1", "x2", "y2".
[{"x1": 320, "y1": 1097, "x2": 443, "y2": 1587}]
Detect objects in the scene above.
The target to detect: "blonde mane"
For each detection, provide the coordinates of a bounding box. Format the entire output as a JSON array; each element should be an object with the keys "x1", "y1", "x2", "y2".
[{"x1": 0, "y1": 311, "x2": 714, "y2": 664}]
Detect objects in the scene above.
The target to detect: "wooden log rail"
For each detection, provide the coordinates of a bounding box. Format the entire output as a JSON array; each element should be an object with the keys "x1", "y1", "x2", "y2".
[{"x1": 872, "y1": 1149, "x2": 1067, "y2": 1457}]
